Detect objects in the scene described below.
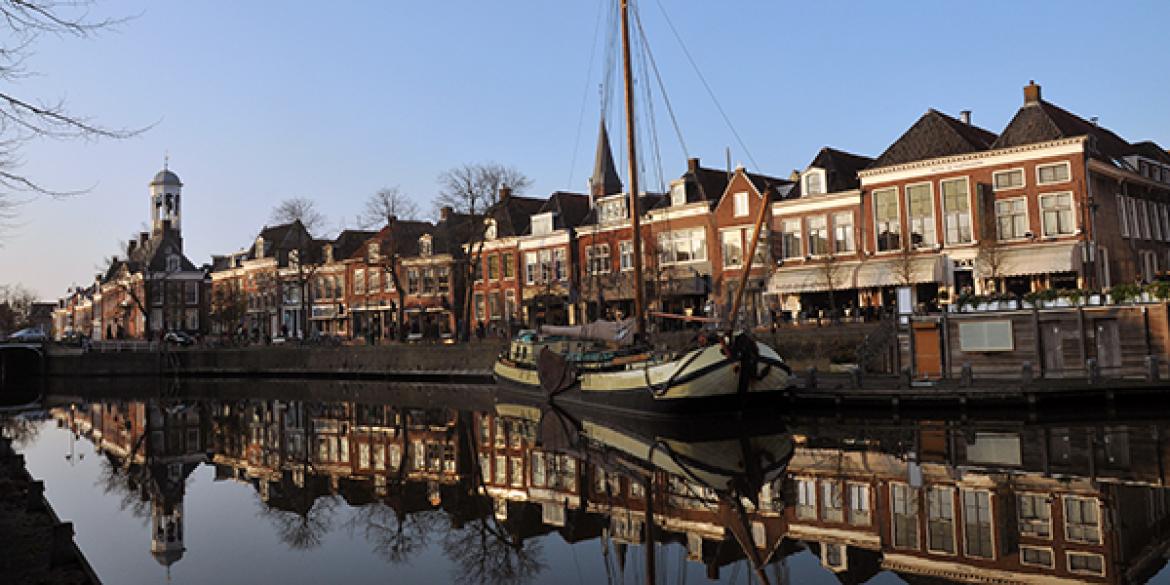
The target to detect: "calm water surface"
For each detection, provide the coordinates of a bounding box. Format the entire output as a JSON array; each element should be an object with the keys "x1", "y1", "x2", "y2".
[{"x1": 6, "y1": 379, "x2": 1170, "y2": 584}]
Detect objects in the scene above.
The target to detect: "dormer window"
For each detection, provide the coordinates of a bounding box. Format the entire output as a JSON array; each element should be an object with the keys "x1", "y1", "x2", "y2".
[
  {"x1": 289, "y1": 249, "x2": 300, "y2": 270},
  {"x1": 166, "y1": 254, "x2": 180, "y2": 272},
  {"x1": 531, "y1": 213, "x2": 554, "y2": 236},
  {"x1": 599, "y1": 198, "x2": 628, "y2": 224},
  {"x1": 670, "y1": 181, "x2": 687, "y2": 206},
  {"x1": 484, "y1": 219, "x2": 498, "y2": 240},
  {"x1": 419, "y1": 235, "x2": 433, "y2": 257},
  {"x1": 254, "y1": 237, "x2": 266, "y2": 259},
  {"x1": 803, "y1": 170, "x2": 825, "y2": 195}
]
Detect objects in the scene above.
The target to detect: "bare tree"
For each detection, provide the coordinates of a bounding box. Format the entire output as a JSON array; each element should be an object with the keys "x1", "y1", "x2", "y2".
[
  {"x1": 975, "y1": 237, "x2": 1008, "y2": 295},
  {"x1": 360, "y1": 186, "x2": 419, "y2": 228},
  {"x1": 892, "y1": 244, "x2": 916, "y2": 288},
  {"x1": 209, "y1": 279, "x2": 246, "y2": 335},
  {"x1": 0, "y1": 283, "x2": 38, "y2": 331},
  {"x1": 817, "y1": 254, "x2": 846, "y2": 320},
  {"x1": 435, "y1": 163, "x2": 532, "y2": 216},
  {"x1": 435, "y1": 162, "x2": 531, "y2": 340},
  {"x1": 0, "y1": 1, "x2": 144, "y2": 241},
  {"x1": 271, "y1": 198, "x2": 327, "y2": 235}
]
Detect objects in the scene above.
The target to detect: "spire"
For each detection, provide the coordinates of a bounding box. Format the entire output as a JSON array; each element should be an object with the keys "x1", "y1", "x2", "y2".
[{"x1": 589, "y1": 118, "x2": 623, "y2": 199}]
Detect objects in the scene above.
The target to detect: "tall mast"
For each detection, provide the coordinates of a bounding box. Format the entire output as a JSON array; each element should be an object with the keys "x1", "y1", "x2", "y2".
[{"x1": 620, "y1": 0, "x2": 646, "y2": 338}]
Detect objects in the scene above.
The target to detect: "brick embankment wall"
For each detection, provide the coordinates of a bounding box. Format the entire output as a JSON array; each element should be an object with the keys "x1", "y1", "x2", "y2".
[
  {"x1": 0, "y1": 437, "x2": 100, "y2": 584},
  {"x1": 46, "y1": 342, "x2": 507, "y2": 380}
]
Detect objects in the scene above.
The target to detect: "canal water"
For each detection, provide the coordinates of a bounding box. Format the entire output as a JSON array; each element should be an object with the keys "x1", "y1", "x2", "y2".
[{"x1": 5, "y1": 379, "x2": 1170, "y2": 584}]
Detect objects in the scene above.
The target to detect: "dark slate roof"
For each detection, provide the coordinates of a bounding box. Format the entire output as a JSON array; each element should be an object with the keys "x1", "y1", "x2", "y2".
[
  {"x1": 491, "y1": 195, "x2": 548, "y2": 238},
  {"x1": 1129, "y1": 141, "x2": 1170, "y2": 165},
  {"x1": 151, "y1": 169, "x2": 182, "y2": 187},
  {"x1": 991, "y1": 99, "x2": 1133, "y2": 161},
  {"x1": 331, "y1": 229, "x2": 378, "y2": 260},
  {"x1": 538, "y1": 191, "x2": 591, "y2": 230},
  {"x1": 743, "y1": 170, "x2": 794, "y2": 202},
  {"x1": 351, "y1": 219, "x2": 435, "y2": 259},
  {"x1": 808, "y1": 147, "x2": 873, "y2": 193},
  {"x1": 870, "y1": 109, "x2": 997, "y2": 169},
  {"x1": 431, "y1": 211, "x2": 482, "y2": 255},
  {"x1": 246, "y1": 220, "x2": 314, "y2": 265}
]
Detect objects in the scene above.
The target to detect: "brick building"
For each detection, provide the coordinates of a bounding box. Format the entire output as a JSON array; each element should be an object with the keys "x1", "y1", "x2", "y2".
[
  {"x1": 515, "y1": 191, "x2": 590, "y2": 328},
  {"x1": 58, "y1": 166, "x2": 209, "y2": 340},
  {"x1": 465, "y1": 187, "x2": 547, "y2": 332}
]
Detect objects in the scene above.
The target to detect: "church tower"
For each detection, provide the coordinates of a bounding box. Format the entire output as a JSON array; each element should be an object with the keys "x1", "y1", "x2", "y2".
[{"x1": 150, "y1": 162, "x2": 183, "y2": 235}]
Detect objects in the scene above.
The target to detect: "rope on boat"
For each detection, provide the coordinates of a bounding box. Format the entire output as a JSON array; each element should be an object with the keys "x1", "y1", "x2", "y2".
[{"x1": 641, "y1": 344, "x2": 708, "y2": 397}]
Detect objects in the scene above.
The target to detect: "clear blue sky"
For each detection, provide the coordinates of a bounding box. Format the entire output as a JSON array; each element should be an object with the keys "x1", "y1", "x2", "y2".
[{"x1": 5, "y1": 0, "x2": 1170, "y2": 300}]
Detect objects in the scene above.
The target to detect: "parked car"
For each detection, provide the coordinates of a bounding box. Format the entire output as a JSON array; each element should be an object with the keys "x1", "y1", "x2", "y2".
[
  {"x1": 4, "y1": 328, "x2": 48, "y2": 343},
  {"x1": 163, "y1": 331, "x2": 196, "y2": 346}
]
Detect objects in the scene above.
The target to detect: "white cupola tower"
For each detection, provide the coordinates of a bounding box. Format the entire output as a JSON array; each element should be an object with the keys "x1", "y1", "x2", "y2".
[{"x1": 150, "y1": 159, "x2": 183, "y2": 235}]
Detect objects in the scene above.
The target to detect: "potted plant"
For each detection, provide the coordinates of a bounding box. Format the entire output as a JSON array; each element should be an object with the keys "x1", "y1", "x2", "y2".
[
  {"x1": 1151, "y1": 281, "x2": 1170, "y2": 302},
  {"x1": 1064, "y1": 288, "x2": 1084, "y2": 307},
  {"x1": 1110, "y1": 283, "x2": 1141, "y2": 305}
]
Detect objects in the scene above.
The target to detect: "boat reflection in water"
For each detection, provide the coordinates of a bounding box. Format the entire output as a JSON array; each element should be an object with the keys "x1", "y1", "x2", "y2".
[{"x1": 41, "y1": 381, "x2": 1170, "y2": 584}]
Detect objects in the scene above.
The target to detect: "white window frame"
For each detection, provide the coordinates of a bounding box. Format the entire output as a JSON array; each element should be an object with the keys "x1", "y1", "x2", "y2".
[
  {"x1": 1062, "y1": 495, "x2": 1103, "y2": 545},
  {"x1": 670, "y1": 182, "x2": 687, "y2": 207},
  {"x1": 872, "y1": 187, "x2": 902, "y2": 253},
  {"x1": 833, "y1": 211, "x2": 855, "y2": 253},
  {"x1": 926, "y1": 485, "x2": 957, "y2": 556},
  {"x1": 940, "y1": 177, "x2": 973, "y2": 245},
  {"x1": 795, "y1": 477, "x2": 817, "y2": 520},
  {"x1": 961, "y1": 489, "x2": 996, "y2": 560},
  {"x1": 1039, "y1": 192, "x2": 1076, "y2": 237},
  {"x1": 905, "y1": 181, "x2": 936, "y2": 248},
  {"x1": 992, "y1": 168, "x2": 1026, "y2": 191},
  {"x1": 1139, "y1": 199, "x2": 1151, "y2": 239},
  {"x1": 721, "y1": 229, "x2": 744, "y2": 268},
  {"x1": 524, "y1": 252, "x2": 538, "y2": 285},
  {"x1": 780, "y1": 219, "x2": 802, "y2": 259},
  {"x1": 733, "y1": 191, "x2": 750, "y2": 217},
  {"x1": 806, "y1": 215, "x2": 829, "y2": 257},
  {"x1": 847, "y1": 482, "x2": 871, "y2": 526},
  {"x1": 890, "y1": 482, "x2": 920, "y2": 550},
  {"x1": 1154, "y1": 203, "x2": 1165, "y2": 241},
  {"x1": 619, "y1": 241, "x2": 634, "y2": 271},
  {"x1": 1019, "y1": 546, "x2": 1055, "y2": 569},
  {"x1": 803, "y1": 169, "x2": 826, "y2": 196},
  {"x1": 586, "y1": 244, "x2": 611, "y2": 274},
  {"x1": 1017, "y1": 492, "x2": 1053, "y2": 539},
  {"x1": 995, "y1": 197, "x2": 1030, "y2": 241},
  {"x1": 1066, "y1": 551, "x2": 1106, "y2": 577},
  {"x1": 1161, "y1": 204, "x2": 1170, "y2": 242},
  {"x1": 1119, "y1": 195, "x2": 1130, "y2": 237},
  {"x1": 1036, "y1": 161, "x2": 1072, "y2": 186}
]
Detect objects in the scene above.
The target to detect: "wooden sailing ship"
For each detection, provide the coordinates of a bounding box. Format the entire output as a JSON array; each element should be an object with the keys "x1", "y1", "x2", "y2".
[{"x1": 493, "y1": 0, "x2": 791, "y2": 413}]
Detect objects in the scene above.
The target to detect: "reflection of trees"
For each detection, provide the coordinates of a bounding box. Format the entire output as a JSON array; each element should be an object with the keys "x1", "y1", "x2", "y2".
[
  {"x1": 0, "y1": 414, "x2": 40, "y2": 448},
  {"x1": 442, "y1": 515, "x2": 544, "y2": 585},
  {"x1": 349, "y1": 504, "x2": 445, "y2": 565},
  {"x1": 94, "y1": 455, "x2": 151, "y2": 521},
  {"x1": 259, "y1": 494, "x2": 340, "y2": 551}
]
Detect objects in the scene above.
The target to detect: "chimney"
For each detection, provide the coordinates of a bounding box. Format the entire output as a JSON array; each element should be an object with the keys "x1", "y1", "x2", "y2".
[
  {"x1": 687, "y1": 157, "x2": 700, "y2": 174},
  {"x1": 960, "y1": 110, "x2": 972, "y2": 125},
  {"x1": 1090, "y1": 116, "x2": 1099, "y2": 127},
  {"x1": 386, "y1": 214, "x2": 397, "y2": 226},
  {"x1": 139, "y1": 232, "x2": 149, "y2": 247},
  {"x1": 127, "y1": 240, "x2": 138, "y2": 256},
  {"x1": 498, "y1": 186, "x2": 512, "y2": 202},
  {"x1": 1024, "y1": 80, "x2": 1042, "y2": 105},
  {"x1": 440, "y1": 206, "x2": 454, "y2": 221}
]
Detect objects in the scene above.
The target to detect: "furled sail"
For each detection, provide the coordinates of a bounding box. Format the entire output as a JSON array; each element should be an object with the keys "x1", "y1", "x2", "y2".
[{"x1": 540, "y1": 319, "x2": 636, "y2": 346}]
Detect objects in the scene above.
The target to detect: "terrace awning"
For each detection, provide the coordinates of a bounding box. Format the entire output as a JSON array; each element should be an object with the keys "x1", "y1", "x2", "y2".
[
  {"x1": 992, "y1": 242, "x2": 1080, "y2": 277},
  {"x1": 767, "y1": 255, "x2": 946, "y2": 295}
]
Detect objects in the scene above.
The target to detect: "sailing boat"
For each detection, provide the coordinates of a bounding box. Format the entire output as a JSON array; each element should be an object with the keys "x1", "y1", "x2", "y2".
[{"x1": 493, "y1": 0, "x2": 791, "y2": 413}]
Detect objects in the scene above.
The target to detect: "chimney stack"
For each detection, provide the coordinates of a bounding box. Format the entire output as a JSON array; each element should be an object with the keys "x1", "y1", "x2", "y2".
[
  {"x1": 1090, "y1": 116, "x2": 1099, "y2": 127},
  {"x1": 687, "y1": 157, "x2": 700, "y2": 174},
  {"x1": 386, "y1": 214, "x2": 397, "y2": 226},
  {"x1": 498, "y1": 186, "x2": 512, "y2": 202},
  {"x1": 1024, "y1": 80, "x2": 1042, "y2": 105},
  {"x1": 440, "y1": 206, "x2": 453, "y2": 221},
  {"x1": 127, "y1": 239, "x2": 138, "y2": 256},
  {"x1": 138, "y1": 232, "x2": 149, "y2": 248},
  {"x1": 960, "y1": 110, "x2": 972, "y2": 125}
]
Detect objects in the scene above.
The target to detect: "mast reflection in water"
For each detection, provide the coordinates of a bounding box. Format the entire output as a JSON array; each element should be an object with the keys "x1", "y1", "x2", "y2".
[{"x1": 12, "y1": 381, "x2": 1170, "y2": 584}]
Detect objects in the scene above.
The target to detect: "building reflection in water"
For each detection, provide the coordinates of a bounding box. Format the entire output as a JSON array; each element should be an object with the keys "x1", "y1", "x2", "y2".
[{"x1": 51, "y1": 392, "x2": 1170, "y2": 584}]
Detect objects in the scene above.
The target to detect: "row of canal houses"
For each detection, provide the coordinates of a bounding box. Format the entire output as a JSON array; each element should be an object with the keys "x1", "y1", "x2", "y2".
[
  {"x1": 53, "y1": 394, "x2": 1170, "y2": 582},
  {"x1": 54, "y1": 81, "x2": 1170, "y2": 341}
]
